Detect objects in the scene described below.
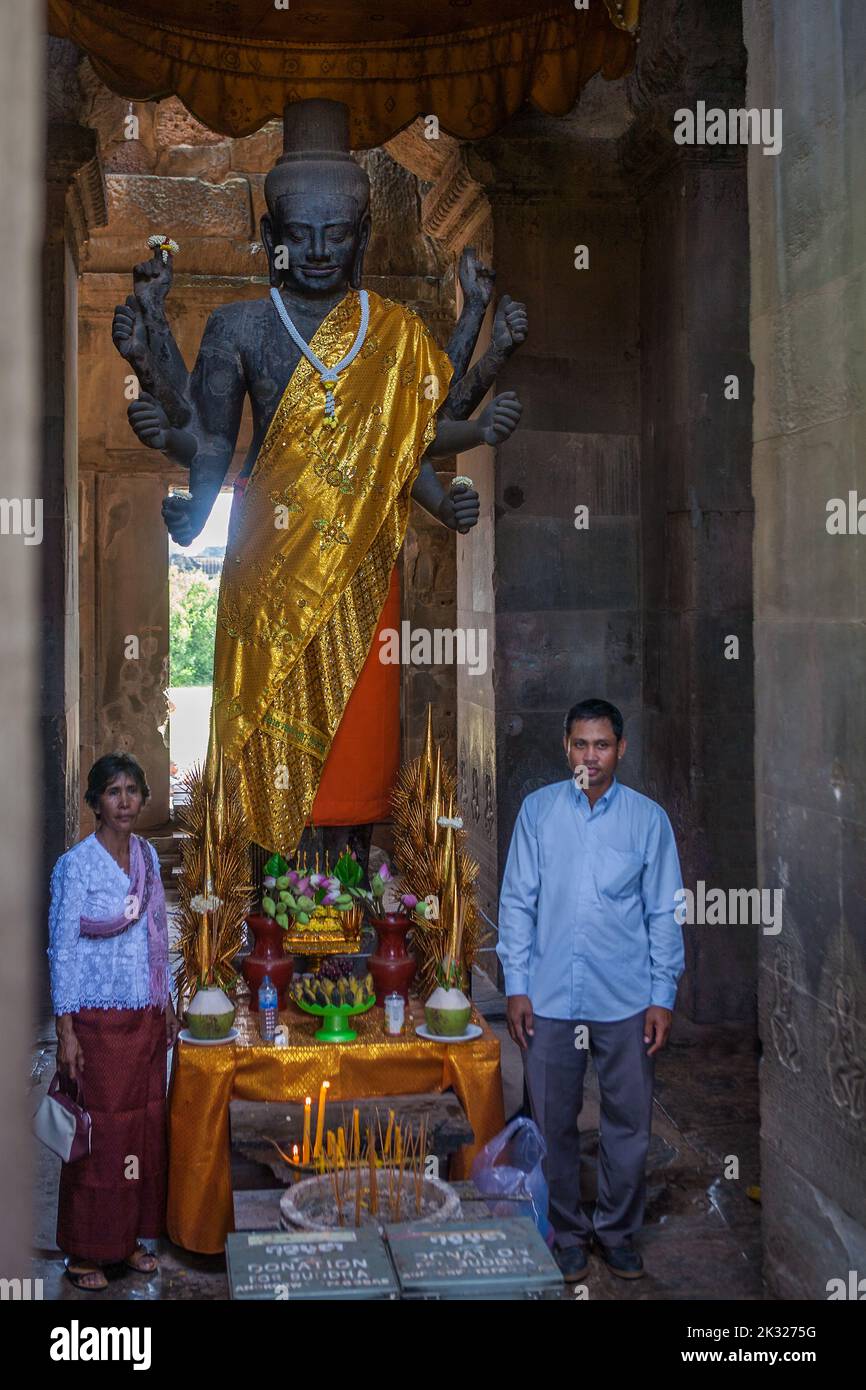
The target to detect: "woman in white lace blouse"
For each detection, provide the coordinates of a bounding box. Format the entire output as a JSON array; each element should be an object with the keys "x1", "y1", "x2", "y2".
[{"x1": 47, "y1": 752, "x2": 180, "y2": 1291}]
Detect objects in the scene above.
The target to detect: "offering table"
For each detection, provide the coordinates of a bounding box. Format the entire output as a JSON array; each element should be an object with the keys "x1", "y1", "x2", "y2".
[{"x1": 167, "y1": 996, "x2": 505, "y2": 1254}]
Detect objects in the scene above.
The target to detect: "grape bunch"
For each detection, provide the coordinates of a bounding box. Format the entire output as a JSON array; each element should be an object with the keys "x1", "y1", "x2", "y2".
[{"x1": 319, "y1": 957, "x2": 357, "y2": 983}]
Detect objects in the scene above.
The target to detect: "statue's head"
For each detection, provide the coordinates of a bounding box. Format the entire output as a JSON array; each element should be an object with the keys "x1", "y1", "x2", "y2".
[{"x1": 262, "y1": 99, "x2": 371, "y2": 296}]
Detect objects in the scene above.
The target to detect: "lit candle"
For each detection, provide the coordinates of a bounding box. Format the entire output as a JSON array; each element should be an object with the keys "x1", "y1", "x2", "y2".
[
  {"x1": 292, "y1": 1143, "x2": 299, "y2": 1166},
  {"x1": 313, "y1": 1080, "x2": 330, "y2": 1158},
  {"x1": 302, "y1": 1095, "x2": 312, "y2": 1165}
]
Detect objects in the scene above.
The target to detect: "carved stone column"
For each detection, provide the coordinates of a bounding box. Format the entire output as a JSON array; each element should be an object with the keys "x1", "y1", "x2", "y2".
[
  {"x1": 744, "y1": 0, "x2": 866, "y2": 1298},
  {"x1": 622, "y1": 0, "x2": 756, "y2": 1024},
  {"x1": 42, "y1": 38, "x2": 106, "y2": 874},
  {"x1": 0, "y1": 0, "x2": 42, "y2": 1285}
]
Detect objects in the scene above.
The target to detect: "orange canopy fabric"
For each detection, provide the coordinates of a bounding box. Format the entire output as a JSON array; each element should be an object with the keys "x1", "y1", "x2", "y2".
[{"x1": 48, "y1": 0, "x2": 640, "y2": 146}]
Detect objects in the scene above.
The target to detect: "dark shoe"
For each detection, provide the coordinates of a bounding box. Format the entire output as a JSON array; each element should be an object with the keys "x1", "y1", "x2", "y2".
[
  {"x1": 597, "y1": 1241, "x2": 644, "y2": 1279},
  {"x1": 64, "y1": 1259, "x2": 108, "y2": 1292},
  {"x1": 555, "y1": 1242, "x2": 591, "y2": 1282}
]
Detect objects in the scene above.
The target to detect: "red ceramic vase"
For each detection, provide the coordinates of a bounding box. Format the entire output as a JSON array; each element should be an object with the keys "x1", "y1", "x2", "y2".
[
  {"x1": 368, "y1": 913, "x2": 416, "y2": 1006},
  {"x1": 242, "y1": 913, "x2": 294, "y2": 1011}
]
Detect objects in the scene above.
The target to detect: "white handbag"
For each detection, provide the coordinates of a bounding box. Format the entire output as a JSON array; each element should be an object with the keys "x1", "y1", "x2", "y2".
[{"x1": 32, "y1": 1072, "x2": 92, "y2": 1163}]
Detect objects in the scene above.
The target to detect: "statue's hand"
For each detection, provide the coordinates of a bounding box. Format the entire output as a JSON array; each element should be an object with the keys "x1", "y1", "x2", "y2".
[
  {"x1": 161, "y1": 492, "x2": 207, "y2": 547},
  {"x1": 127, "y1": 391, "x2": 169, "y2": 451},
  {"x1": 133, "y1": 253, "x2": 173, "y2": 320},
  {"x1": 479, "y1": 389, "x2": 523, "y2": 446},
  {"x1": 112, "y1": 294, "x2": 147, "y2": 367},
  {"x1": 492, "y1": 295, "x2": 528, "y2": 356},
  {"x1": 458, "y1": 246, "x2": 496, "y2": 310},
  {"x1": 438, "y1": 485, "x2": 480, "y2": 535}
]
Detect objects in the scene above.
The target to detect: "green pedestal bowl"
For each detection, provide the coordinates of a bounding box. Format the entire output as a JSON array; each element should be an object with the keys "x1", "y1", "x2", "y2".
[{"x1": 294, "y1": 993, "x2": 376, "y2": 1042}]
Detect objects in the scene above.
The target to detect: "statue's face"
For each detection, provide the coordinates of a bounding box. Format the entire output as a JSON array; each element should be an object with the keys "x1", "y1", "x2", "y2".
[{"x1": 268, "y1": 192, "x2": 367, "y2": 296}]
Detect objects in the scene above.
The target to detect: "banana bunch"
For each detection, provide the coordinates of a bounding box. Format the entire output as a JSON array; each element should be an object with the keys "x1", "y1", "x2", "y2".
[{"x1": 291, "y1": 972, "x2": 376, "y2": 1011}]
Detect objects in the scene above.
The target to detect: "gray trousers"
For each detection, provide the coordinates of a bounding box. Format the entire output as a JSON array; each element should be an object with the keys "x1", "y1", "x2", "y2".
[{"x1": 523, "y1": 1012, "x2": 655, "y2": 1249}]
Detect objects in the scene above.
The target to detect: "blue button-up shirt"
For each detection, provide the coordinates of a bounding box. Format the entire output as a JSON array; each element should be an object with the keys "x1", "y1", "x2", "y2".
[{"x1": 497, "y1": 777, "x2": 685, "y2": 1021}]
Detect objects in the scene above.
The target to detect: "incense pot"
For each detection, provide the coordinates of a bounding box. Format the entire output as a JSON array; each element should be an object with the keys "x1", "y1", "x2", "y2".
[
  {"x1": 368, "y1": 912, "x2": 417, "y2": 1005},
  {"x1": 242, "y1": 913, "x2": 295, "y2": 1011},
  {"x1": 186, "y1": 984, "x2": 236, "y2": 1039}
]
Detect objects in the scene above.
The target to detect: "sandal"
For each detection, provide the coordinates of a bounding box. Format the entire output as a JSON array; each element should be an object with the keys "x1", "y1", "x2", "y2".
[
  {"x1": 64, "y1": 1258, "x2": 108, "y2": 1292},
  {"x1": 124, "y1": 1242, "x2": 158, "y2": 1275}
]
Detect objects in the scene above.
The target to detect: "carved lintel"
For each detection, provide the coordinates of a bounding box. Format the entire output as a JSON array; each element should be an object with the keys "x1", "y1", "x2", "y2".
[
  {"x1": 67, "y1": 154, "x2": 108, "y2": 268},
  {"x1": 421, "y1": 150, "x2": 491, "y2": 257},
  {"x1": 385, "y1": 116, "x2": 461, "y2": 183},
  {"x1": 46, "y1": 122, "x2": 107, "y2": 262}
]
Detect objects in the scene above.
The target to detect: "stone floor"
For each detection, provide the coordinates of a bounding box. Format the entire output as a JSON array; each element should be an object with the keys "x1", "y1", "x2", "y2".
[{"x1": 30, "y1": 963, "x2": 765, "y2": 1300}]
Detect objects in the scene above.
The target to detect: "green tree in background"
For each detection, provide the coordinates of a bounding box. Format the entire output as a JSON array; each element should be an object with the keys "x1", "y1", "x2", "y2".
[{"x1": 170, "y1": 567, "x2": 219, "y2": 686}]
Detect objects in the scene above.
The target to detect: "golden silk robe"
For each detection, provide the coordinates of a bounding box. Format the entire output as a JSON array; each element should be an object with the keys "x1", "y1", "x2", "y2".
[{"x1": 207, "y1": 289, "x2": 453, "y2": 853}]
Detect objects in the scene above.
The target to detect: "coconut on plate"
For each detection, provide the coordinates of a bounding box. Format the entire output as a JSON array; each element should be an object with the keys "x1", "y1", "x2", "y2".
[
  {"x1": 424, "y1": 984, "x2": 471, "y2": 1037},
  {"x1": 186, "y1": 984, "x2": 235, "y2": 1039}
]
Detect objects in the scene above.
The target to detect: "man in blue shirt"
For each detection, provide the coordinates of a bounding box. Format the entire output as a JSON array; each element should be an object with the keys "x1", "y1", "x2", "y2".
[{"x1": 497, "y1": 698, "x2": 684, "y2": 1281}]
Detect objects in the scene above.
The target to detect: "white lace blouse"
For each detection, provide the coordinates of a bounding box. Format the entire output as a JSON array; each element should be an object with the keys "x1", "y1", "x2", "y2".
[{"x1": 47, "y1": 833, "x2": 166, "y2": 1015}]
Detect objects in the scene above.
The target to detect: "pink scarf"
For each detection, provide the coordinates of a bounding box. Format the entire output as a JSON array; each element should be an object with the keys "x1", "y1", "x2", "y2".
[{"x1": 79, "y1": 834, "x2": 169, "y2": 1009}]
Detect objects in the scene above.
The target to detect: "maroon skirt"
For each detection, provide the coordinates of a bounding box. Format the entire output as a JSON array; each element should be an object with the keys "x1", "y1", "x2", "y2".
[{"x1": 57, "y1": 1005, "x2": 168, "y2": 1263}]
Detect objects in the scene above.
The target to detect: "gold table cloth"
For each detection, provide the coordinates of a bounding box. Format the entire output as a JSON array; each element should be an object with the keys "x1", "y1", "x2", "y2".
[{"x1": 167, "y1": 998, "x2": 505, "y2": 1253}]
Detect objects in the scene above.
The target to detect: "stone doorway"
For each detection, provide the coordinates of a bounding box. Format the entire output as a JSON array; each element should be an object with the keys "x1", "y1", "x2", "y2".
[{"x1": 166, "y1": 485, "x2": 232, "y2": 809}]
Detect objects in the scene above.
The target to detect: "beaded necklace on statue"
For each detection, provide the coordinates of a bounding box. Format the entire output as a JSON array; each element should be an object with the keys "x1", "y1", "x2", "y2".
[{"x1": 270, "y1": 287, "x2": 370, "y2": 428}]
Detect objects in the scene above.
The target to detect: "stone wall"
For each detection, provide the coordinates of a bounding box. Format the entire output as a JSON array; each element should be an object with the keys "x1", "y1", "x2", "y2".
[
  {"x1": 466, "y1": 91, "x2": 642, "y2": 971},
  {"x1": 745, "y1": 0, "x2": 866, "y2": 1298},
  {"x1": 624, "y1": 0, "x2": 756, "y2": 1024}
]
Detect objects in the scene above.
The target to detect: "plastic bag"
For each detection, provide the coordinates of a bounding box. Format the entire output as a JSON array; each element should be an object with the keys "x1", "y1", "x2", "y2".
[{"x1": 470, "y1": 1117, "x2": 550, "y2": 1240}]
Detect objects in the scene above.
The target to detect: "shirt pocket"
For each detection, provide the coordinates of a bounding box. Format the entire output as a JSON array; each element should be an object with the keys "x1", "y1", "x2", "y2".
[{"x1": 593, "y1": 845, "x2": 644, "y2": 900}]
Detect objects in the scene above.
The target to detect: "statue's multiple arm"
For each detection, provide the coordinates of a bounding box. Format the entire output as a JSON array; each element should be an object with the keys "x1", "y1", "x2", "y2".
[
  {"x1": 117, "y1": 301, "x2": 246, "y2": 546},
  {"x1": 443, "y1": 246, "x2": 496, "y2": 380},
  {"x1": 441, "y1": 294, "x2": 528, "y2": 421},
  {"x1": 112, "y1": 256, "x2": 192, "y2": 432},
  {"x1": 113, "y1": 248, "x2": 527, "y2": 542}
]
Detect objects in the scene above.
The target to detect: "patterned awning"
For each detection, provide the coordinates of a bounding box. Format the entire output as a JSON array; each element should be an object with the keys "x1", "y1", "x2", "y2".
[{"x1": 48, "y1": 0, "x2": 640, "y2": 146}]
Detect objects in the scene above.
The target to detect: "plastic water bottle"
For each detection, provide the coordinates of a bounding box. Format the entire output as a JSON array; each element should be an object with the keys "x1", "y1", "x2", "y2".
[{"x1": 258, "y1": 974, "x2": 278, "y2": 1042}]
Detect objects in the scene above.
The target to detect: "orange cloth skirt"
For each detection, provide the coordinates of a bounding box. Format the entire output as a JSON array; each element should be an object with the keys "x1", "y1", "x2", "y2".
[{"x1": 308, "y1": 564, "x2": 401, "y2": 827}]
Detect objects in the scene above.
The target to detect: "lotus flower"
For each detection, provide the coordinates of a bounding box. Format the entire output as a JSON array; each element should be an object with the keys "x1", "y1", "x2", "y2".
[
  {"x1": 308, "y1": 872, "x2": 325, "y2": 888},
  {"x1": 263, "y1": 875, "x2": 277, "y2": 889},
  {"x1": 401, "y1": 892, "x2": 418, "y2": 910},
  {"x1": 377, "y1": 861, "x2": 392, "y2": 881},
  {"x1": 296, "y1": 876, "x2": 311, "y2": 897},
  {"x1": 322, "y1": 888, "x2": 340, "y2": 906},
  {"x1": 287, "y1": 869, "x2": 299, "y2": 886}
]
